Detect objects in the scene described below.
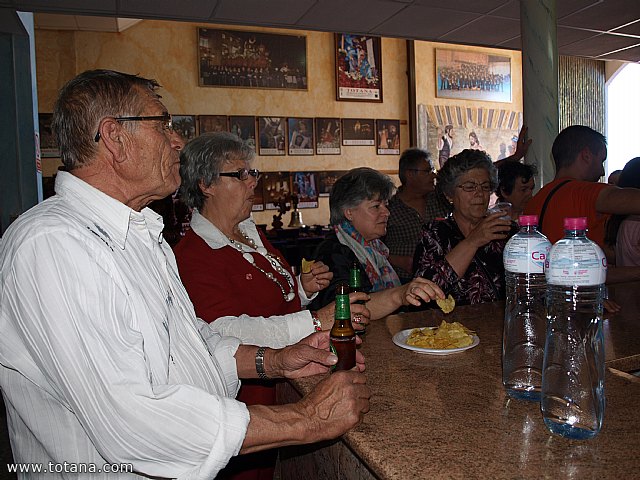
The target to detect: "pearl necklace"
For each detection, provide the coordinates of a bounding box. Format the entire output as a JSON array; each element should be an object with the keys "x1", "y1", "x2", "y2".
[{"x1": 227, "y1": 229, "x2": 296, "y2": 302}]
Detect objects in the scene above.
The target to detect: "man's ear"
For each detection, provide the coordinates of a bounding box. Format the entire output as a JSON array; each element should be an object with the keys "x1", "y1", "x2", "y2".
[{"x1": 97, "y1": 118, "x2": 126, "y2": 161}]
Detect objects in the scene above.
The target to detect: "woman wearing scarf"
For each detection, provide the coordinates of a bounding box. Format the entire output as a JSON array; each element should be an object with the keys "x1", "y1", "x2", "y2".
[{"x1": 309, "y1": 167, "x2": 444, "y2": 316}]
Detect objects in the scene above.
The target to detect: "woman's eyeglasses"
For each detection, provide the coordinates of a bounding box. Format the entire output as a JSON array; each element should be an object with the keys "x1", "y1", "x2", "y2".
[
  {"x1": 219, "y1": 168, "x2": 261, "y2": 181},
  {"x1": 94, "y1": 113, "x2": 173, "y2": 142},
  {"x1": 456, "y1": 181, "x2": 492, "y2": 193}
]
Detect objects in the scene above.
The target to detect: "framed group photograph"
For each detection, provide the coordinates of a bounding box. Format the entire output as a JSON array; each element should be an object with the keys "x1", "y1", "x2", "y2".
[
  {"x1": 172, "y1": 115, "x2": 197, "y2": 141},
  {"x1": 436, "y1": 49, "x2": 512, "y2": 103},
  {"x1": 376, "y1": 119, "x2": 400, "y2": 155},
  {"x1": 258, "y1": 117, "x2": 286, "y2": 155},
  {"x1": 342, "y1": 118, "x2": 375, "y2": 146},
  {"x1": 229, "y1": 115, "x2": 256, "y2": 150},
  {"x1": 198, "y1": 28, "x2": 308, "y2": 90},
  {"x1": 198, "y1": 115, "x2": 228, "y2": 134},
  {"x1": 335, "y1": 33, "x2": 382, "y2": 102},
  {"x1": 252, "y1": 176, "x2": 265, "y2": 211},
  {"x1": 287, "y1": 118, "x2": 314, "y2": 155},
  {"x1": 315, "y1": 118, "x2": 341, "y2": 155}
]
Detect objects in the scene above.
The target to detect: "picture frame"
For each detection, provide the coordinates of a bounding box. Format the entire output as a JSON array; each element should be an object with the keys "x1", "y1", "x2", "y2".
[
  {"x1": 229, "y1": 115, "x2": 257, "y2": 151},
  {"x1": 292, "y1": 172, "x2": 319, "y2": 209},
  {"x1": 317, "y1": 171, "x2": 348, "y2": 197},
  {"x1": 198, "y1": 115, "x2": 228, "y2": 134},
  {"x1": 376, "y1": 119, "x2": 400, "y2": 155},
  {"x1": 341, "y1": 118, "x2": 375, "y2": 146},
  {"x1": 198, "y1": 28, "x2": 308, "y2": 90},
  {"x1": 335, "y1": 33, "x2": 383, "y2": 102},
  {"x1": 436, "y1": 49, "x2": 512, "y2": 103},
  {"x1": 172, "y1": 115, "x2": 197, "y2": 141},
  {"x1": 262, "y1": 171, "x2": 292, "y2": 210},
  {"x1": 258, "y1": 117, "x2": 286, "y2": 155},
  {"x1": 315, "y1": 118, "x2": 341, "y2": 155},
  {"x1": 38, "y1": 113, "x2": 59, "y2": 157},
  {"x1": 287, "y1": 117, "x2": 314, "y2": 155},
  {"x1": 252, "y1": 176, "x2": 265, "y2": 211}
]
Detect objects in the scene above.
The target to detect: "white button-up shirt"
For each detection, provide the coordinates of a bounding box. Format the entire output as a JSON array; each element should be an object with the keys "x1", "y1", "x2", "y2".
[{"x1": 0, "y1": 172, "x2": 314, "y2": 479}]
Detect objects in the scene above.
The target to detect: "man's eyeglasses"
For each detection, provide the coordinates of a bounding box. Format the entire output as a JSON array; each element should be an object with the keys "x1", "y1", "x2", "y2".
[
  {"x1": 94, "y1": 114, "x2": 173, "y2": 142},
  {"x1": 407, "y1": 168, "x2": 436, "y2": 174},
  {"x1": 219, "y1": 168, "x2": 261, "y2": 181},
  {"x1": 456, "y1": 181, "x2": 492, "y2": 193}
]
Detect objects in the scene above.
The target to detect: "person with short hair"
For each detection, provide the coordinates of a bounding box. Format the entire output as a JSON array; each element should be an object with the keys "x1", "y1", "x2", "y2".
[
  {"x1": 308, "y1": 167, "x2": 445, "y2": 315},
  {"x1": 413, "y1": 149, "x2": 517, "y2": 305},
  {"x1": 496, "y1": 161, "x2": 537, "y2": 220},
  {"x1": 0, "y1": 69, "x2": 371, "y2": 479},
  {"x1": 383, "y1": 148, "x2": 449, "y2": 283}
]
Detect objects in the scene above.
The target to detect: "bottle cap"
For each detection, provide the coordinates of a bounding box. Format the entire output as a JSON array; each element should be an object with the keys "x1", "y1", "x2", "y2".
[
  {"x1": 564, "y1": 217, "x2": 587, "y2": 230},
  {"x1": 518, "y1": 215, "x2": 538, "y2": 226}
]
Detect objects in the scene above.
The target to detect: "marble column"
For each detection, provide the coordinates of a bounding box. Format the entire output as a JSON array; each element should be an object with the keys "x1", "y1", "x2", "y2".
[{"x1": 520, "y1": 0, "x2": 558, "y2": 187}]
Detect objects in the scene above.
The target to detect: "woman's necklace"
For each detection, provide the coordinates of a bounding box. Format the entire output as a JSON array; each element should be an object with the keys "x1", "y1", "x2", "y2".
[{"x1": 227, "y1": 229, "x2": 296, "y2": 302}]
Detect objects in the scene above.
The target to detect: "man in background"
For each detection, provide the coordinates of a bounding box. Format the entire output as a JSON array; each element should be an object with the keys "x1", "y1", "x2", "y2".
[{"x1": 384, "y1": 148, "x2": 449, "y2": 283}]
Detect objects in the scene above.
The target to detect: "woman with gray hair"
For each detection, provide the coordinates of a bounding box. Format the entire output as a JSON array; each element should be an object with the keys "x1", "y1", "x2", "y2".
[
  {"x1": 413, "y1": 149, "x2": 517, "y2": 305},
  {"x1": 174, "y1": 132, "x2": 365, "y2": 479},
  {"x1": 309, "y1": 167, "x2": 444, "y2": 315}
]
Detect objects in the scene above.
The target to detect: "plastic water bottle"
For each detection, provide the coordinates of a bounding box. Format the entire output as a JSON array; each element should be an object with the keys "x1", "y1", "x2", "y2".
[
  {"x1": 541, "y1": 217, "x2": 607, "y2": 439},
  {"x1": 502, "y1": 215, "x2": 551, "y2": 401}
]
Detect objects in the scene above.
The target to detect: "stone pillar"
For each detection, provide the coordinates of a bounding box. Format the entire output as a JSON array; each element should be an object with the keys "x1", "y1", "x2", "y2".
[{"x1": 520, "y1": 0, "x2": 558, "y2": 187}]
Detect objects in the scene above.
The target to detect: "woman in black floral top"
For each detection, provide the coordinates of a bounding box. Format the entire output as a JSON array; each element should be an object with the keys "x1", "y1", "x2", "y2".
[{"x1": 413, "y1": 149, "x2": 518, "y2": 305}]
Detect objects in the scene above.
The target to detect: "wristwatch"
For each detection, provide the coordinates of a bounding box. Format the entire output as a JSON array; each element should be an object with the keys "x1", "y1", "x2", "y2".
[
  {"x1": 311, "y1": 311, "x2": 322, "y2": 332},
  {"x1": 255, "y1": 346, "x2": 268, "y2": 379}
]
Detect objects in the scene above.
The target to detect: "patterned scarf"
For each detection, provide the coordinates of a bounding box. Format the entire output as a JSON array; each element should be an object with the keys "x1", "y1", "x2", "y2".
[{"x1": 335, "y1": 221, "x2": 401, "y2": 292}]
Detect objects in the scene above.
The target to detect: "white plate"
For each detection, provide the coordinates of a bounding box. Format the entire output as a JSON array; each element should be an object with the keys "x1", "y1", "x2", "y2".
[{"x1": 392, "y1": 328, "x2": 480, "y2": 355}]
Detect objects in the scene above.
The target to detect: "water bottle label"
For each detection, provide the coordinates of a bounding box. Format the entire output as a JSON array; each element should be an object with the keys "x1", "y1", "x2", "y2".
[
  {"x1": 545, "y1": 242, "x2": 607, "y2": 286},
  {"x1": 503, "y1": 236, "x2": 551, "y2": 273}
]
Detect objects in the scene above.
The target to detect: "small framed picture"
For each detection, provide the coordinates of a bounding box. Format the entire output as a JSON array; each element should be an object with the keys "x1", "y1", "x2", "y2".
[
  {"x1": 342, "y1": 118, "x2": 375, "y2": 146},
  {"x1": 229, "y1": 116, "x2": 257, "y2": 151},
  {"x1": 292, "y1": 172, "x2": 319, "y2": 208},
  {"x1": 38, "y1": 113, "x2": 59, "y2": 157},
  {"x1": 287, "y1": 117, "x2": 314, "y2": 155},
  {"x1": 257, "y1": 117, "x2": 286, "y2": 155},
  {"x1": 335, "y1": 33, "x2": 383, "y2": 102},
  {"x1": 317, "y1": 171, "x2": 348, "y2": 197},
  {"x1": 315, "y1": 118, "x2": 341, "y2": 155},
  {"x1": 262, "y1": 171, "x2": 292, "y2": 210},
  {"x1": 252, "y1": 176, "x2": 265, "y2": 211},
  {"x1": 376, "y1": 119, "x2": 400, "y2": 155},
  {"x1": 198, "y1": 115, "x2": 228, "y2": 134},
  {"x1": 172, "y1": 115, "x2": 197, "y2": 142}
]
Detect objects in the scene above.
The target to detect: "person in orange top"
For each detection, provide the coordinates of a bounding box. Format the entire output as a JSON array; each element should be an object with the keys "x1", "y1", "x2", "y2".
[{"x1": 524, "y1": 125, "x2": 640, "y2": 285}]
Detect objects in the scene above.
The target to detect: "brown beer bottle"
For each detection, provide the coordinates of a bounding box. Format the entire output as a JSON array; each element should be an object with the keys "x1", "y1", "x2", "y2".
[{"x1": 330, "y1": 284, "x2": 356, "y2": 371}]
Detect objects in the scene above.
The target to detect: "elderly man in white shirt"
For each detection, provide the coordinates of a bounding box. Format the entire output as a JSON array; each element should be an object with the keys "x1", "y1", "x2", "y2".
[{"x1": 0, "y1": 69, "x2": 370, "y2": 479}]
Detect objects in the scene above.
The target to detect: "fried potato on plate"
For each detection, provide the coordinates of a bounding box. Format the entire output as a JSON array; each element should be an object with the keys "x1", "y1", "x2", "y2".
[{"x1": 406, "y1": 320, "x2": 474, "y2": 349}]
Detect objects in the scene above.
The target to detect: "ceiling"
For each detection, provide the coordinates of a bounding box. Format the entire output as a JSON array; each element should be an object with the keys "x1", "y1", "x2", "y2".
[{"x1": 2, "y1": 0, "x2": 640, "y2": 63}]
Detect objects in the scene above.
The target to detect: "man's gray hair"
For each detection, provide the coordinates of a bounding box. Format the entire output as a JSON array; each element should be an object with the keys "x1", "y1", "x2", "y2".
[
  {"x1": 329, "y1": 167, "x2": 395, "y2": 225},
  {"x1": 179, "y1": 132, "x2": 255, "y2": 210},
  {"x1": 437, "y1": 149, "x2": 498, "y2": 198},
  {"x1": 53, "y1": 69, "x2": 160, "y2": 170}
]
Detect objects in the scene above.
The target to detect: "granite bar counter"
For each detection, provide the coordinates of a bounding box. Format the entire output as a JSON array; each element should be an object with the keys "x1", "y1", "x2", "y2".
[{"x1": 278, "y1": 282, "x2": 640, "y2": 479}]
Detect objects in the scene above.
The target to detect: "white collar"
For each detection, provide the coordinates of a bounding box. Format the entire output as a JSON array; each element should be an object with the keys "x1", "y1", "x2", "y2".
[
  {"x1": 55, "y1": 171, "x2": 164, "y2": 250},
  {"x1": 189, "y1": 210, "x2": 264, "y2": 251}
]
